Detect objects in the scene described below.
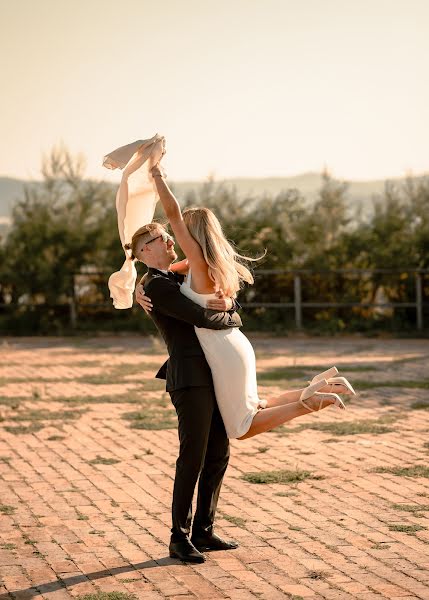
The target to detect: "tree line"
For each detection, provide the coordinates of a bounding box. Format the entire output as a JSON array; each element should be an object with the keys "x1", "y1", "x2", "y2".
[{"x1": 1, "y1": 147, "x2": 428, "y2": 334}]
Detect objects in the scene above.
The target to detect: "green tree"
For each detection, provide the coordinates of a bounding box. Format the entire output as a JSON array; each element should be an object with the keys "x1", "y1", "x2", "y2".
[{"x1": 2, "y1": 146, "x2": 118, "y2": 305}]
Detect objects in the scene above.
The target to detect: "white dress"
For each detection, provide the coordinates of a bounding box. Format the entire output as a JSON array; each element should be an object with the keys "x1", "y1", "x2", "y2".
[{"x1": 180, "y1": 271, "x2": 267, "y2": 438}]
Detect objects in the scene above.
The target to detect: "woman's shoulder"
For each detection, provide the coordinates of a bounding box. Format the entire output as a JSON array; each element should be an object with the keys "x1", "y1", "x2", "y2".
[{"x1": 170, "y1": 258, "x2": 189, "y2": 275}]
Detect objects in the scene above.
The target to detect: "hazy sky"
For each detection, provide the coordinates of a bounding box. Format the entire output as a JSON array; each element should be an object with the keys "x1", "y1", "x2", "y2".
[{"x1": 1, "y1": 0, "x2": 428, "y2": 183}]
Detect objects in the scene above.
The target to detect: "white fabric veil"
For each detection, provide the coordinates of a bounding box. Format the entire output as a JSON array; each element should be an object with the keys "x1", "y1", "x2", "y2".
[{"x1": 103, "y1": 133, "x2": 166, "y2": 309}]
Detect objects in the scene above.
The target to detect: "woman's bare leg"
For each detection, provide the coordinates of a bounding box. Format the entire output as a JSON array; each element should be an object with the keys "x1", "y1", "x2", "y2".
[
  {"x1": 265, "y1": 388, "x2": 305, "y2": 408},
  {"x1": 237, "y1": 401, "x2": 309, "y2": 440},
  {"x1": 264, "y1": 382, "x2": 352, "y2": 409},
  {"x1": 237, "y1": 393, "x2": 336, "y2": 440}
]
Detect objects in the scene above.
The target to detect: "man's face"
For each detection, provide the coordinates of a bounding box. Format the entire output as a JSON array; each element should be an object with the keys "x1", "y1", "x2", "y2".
[{"x1": 138, "y1": 229, "x2": 177, "y2": 264}]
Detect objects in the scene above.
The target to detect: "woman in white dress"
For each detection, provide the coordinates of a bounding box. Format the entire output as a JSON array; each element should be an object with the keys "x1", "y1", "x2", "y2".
[{"x1": 135, "y1": 164, "x2": 355, "y2": 440}]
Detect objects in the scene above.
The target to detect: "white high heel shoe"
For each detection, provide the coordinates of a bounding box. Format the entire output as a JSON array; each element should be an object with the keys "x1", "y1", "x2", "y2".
[
  {"x1": 299, "y1": 379, "x2": 346, "y2": 412},
  {"x1": 300, "y1": 391, "x2": 346, "y2": 412},
  {"x1": 311, "y1": 367, "x2": 339, "y2": 383},
  {"x1": 309, "y1": 366, "x2": 356, "y2": 395},
  {"x1": 299, "y1": 379, "x2": 329, "y2": 403}
]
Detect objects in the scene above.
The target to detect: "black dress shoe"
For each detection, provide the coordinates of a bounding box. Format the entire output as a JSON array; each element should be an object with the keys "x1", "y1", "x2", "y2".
[
  {"x1": 169, "y1": 538, "x2": 205, "y2": 563},
  {"x1": 191, "y1": 531, "x2": 239, "y2": 552}
]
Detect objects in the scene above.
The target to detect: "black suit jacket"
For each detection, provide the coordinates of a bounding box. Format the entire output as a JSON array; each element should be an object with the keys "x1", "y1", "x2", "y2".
[{"x1": 143, "y1": 267, "x2": 242, "y2": 392}]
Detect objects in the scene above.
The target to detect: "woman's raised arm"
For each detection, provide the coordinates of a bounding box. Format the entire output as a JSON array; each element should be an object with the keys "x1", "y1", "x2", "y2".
[{"x1": 150, "y1": 164, "x2": 206, "y2": 267}]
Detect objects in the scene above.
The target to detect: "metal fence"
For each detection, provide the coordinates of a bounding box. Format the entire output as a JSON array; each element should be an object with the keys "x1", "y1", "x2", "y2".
[
  {"x1": 238, "y1": 268, "x2": 428, "y2": 330},
  {"x1": 1, "y1": 268, "x2": 428, "y2": 331},
  {"x1": 64, "y1": 268, "x2": 429, "y2": 331}
]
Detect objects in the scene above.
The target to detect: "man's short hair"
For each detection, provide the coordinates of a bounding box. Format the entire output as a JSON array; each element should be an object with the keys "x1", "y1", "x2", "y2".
[
  {"x1": 124, "y1": 222, "x2": 166, "y2": 260},
  {"x1": 132, "y1": 222, "x2": 166, "y2": 245}
]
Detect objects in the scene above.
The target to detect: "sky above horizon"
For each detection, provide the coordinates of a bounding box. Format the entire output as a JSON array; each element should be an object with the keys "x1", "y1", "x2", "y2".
[{"x1": 1, "y1": 0, "x2": 428, "y2": 183}]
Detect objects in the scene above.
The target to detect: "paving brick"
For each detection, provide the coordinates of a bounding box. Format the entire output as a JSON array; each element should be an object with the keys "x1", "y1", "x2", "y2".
[{"x1": 1, "y1": 336, "x2": 429, "y2": 600}]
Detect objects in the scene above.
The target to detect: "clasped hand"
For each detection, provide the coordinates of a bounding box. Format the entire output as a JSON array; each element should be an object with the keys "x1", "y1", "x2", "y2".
[{"x1": 150, "y1": 163, "x2": 163, "y2": 179}]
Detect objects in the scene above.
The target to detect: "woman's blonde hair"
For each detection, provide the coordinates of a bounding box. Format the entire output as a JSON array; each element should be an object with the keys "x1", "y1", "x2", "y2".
[{"x1": 182, "y1": 207, "x2": 263, "y2": 297}]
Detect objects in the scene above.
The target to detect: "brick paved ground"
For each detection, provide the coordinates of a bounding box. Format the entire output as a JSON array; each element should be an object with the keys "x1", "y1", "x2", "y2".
[{"x1": 1, "y1": 335, "x2": 429, "y2": 600}]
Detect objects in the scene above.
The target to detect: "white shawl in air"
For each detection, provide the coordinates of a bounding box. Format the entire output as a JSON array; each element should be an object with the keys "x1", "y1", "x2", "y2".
[{"x1": 103, "y1": 133, "x2": 166, "y2": 309}]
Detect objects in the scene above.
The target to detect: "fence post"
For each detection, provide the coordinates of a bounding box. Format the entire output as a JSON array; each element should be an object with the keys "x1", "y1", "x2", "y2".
[
  {"x1": 69, "y1": 298, "x2": 77, "y2": 329},
  {"x1": 69, "y1": 276, "x2": 77, "y2": 329},
  {"x1": 416, "y1": 272, "x2": 423, "y2": 331},
  {"x1": 294, "y1": 274, "x2": 302, "y2": 329}
]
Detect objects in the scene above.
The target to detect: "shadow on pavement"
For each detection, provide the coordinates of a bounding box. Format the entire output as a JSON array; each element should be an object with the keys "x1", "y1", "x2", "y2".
[{"x1": 0, "y1": 556, "x2": 182, "y2": 599}]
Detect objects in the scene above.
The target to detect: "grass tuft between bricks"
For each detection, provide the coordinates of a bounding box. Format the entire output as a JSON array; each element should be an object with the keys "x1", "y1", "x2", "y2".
[{"x1": 241, "y1": 469, "x2": 324, "y2": 485}]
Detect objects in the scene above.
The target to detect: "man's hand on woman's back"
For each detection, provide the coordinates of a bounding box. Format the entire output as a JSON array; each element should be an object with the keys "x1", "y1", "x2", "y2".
[
  {"x1": 136, "y1": 283, "x2": 153, "y2": 314},
  {"x1": 206, "y1": 290, "x2": 234, "y2": 312}
]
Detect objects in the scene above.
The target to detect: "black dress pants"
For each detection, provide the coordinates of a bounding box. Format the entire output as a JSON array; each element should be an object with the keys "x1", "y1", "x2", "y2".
[{"x1": 169, "y1": 385, "x2": 230, "y2": 542}]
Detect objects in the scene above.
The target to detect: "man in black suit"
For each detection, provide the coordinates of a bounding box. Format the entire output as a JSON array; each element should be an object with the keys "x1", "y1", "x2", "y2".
[{"x1": 133, "y1": 222, "x2": 240, "y2": 563}]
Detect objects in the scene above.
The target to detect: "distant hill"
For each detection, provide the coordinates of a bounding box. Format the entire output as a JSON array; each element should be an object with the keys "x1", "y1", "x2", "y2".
[
  {"x1": 0, "y1": 172, "x2": 418, "y2": 225},
  {"x1": 171, "y1": 173, "x2": 398, "y2": 214}
]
